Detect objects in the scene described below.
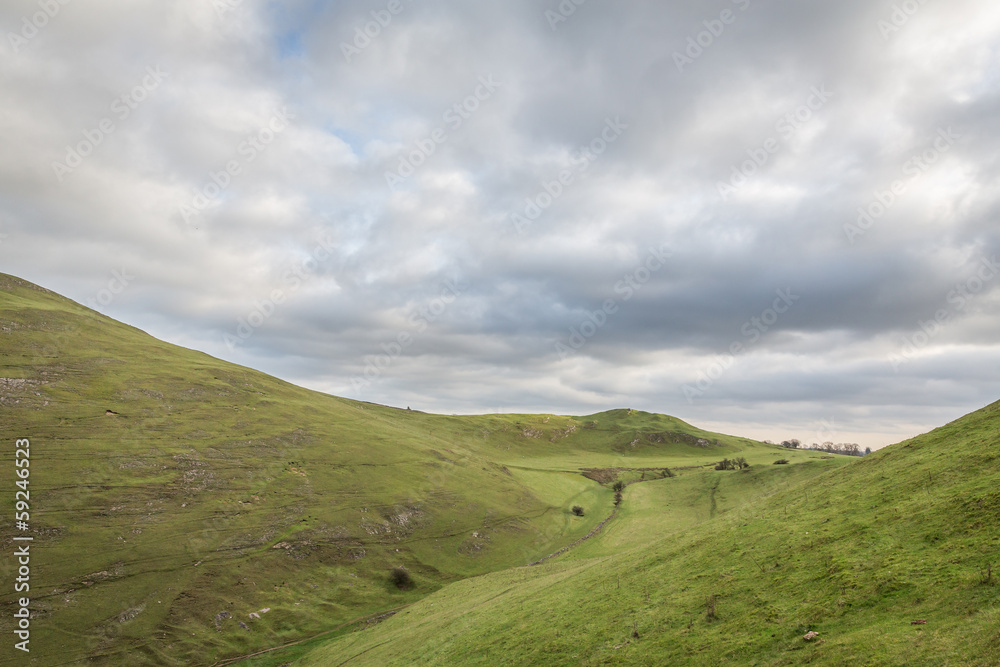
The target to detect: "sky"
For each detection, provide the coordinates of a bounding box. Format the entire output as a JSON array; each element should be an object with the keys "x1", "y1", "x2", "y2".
[{"x1": 1, "y1": 0, "x2": 999, "y2": 449}]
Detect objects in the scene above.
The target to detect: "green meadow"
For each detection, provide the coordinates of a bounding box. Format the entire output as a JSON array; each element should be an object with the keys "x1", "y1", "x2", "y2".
[
  {"x1": 302, "y1": 405, "x2": 1000, "y2": 666},
  {"x1": 1, "y1": 272, "x2": 996, "y2": 666}
]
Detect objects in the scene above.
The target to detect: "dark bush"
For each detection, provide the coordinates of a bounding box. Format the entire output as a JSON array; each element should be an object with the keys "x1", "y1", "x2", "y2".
[
  {"x1": 660, "y1": 468, "x2": 675, "y2": 478},
  {"x1": 613, "y1": 492, "x2": 622, "y2": 507},
  {"x1": 717, "y1": 457, "x2": 750, "y2": 471},
  {"x1": 571, "y1": 505, "x2": 585, "y2": 516},
  {"x1": 389, "y1": 567, "x2": 414, "y2": 590},
  {"x1": 612, "y1": 481, "x2": 626, "y2": 492},
  {"x1": 773, "y1": 459, "x2": 789, "y2": 465}
]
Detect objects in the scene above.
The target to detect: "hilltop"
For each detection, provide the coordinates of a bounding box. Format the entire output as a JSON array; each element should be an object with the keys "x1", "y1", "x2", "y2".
[{"x1": 0, "y1": 273, "x2": 828, "y2": 665}]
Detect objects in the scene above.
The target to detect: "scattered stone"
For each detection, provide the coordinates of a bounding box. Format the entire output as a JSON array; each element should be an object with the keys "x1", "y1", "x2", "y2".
[
  {"x1": 365, "y1": 610, "x2": 398, "y2": 627},
  {"x1": 118, "y1": 605, "x2": 145, "y2": 623},
  {"x1": 803, "y1": 631, "x2": 820, "y2": 641},
  {"x1": 911, "y1": 619, "x2": 927, "y2": 625}
]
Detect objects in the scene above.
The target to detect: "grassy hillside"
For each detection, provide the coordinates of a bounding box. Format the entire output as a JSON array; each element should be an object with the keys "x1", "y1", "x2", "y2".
[
  {"x1": 0, "y1": 273, "x2": 825, "y2": 666},
  {"x1": 299, "y1": 401, "x2": 1000, "y2": 666}
]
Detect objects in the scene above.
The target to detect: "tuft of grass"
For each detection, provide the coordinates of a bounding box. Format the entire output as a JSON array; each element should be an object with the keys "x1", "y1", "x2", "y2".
[{"x1": 705, "y1": 594, "x2": 718, "y2": 622}]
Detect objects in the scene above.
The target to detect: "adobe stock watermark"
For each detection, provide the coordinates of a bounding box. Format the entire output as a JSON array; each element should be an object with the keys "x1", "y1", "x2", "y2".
[
  {"x1": 555, "y1": 245, "x2": 672, "y2": 359},
  {"x1": 212, "y1": 0, "x2": 246, "y2": 19},
  {"x1": 681, "y1": 288, "x2": 800, "y2": 403},
  {"x1": 544, "y1": 0, "x2": 588, "y2": 31},
  {"x1": 51, "y1": 66, "x2": 168, "y2": 183},
  {"x1": 878, "y1": 0, "x2": 930, "y2": 40},
  {"x1": 384, "y1": 76, "x2": 501, "y2": 191},
  {"x1": 84, "y1": 269, "x2": 135, "y2": 312},
  {"x1": 673, "y1": 0, "x2": 752, "y2": 73},
  {"x1": 223, "y1": 234, "x2": 337, "y2": 350},
  {"x1": 717, "y1": 85, "x2": 833, "y2": 202},
  {"x1": 341, "y1": 0, "x2": 415, "y2": 63},
  {"x1": 888, "y1": 255, "x2": 998, "y2": 372},
  {"x1": 179, "y1": 107, "x2": 294, "y2": 224},
  {"x1": 844, "y1": 126, "x2": 959, "y2": 244},
  {"x1": 814, "y1": 417, "x2": 838, "y2": 445},
  {"x1": 511, "y1": 116, "x2": 627, "y2": 235},
  {"x1": 350, "y1": 278, "x2": 466, "y2": 391},
  {"x1": 7, "y1": 0, "x2": 72, "y2": 54}
]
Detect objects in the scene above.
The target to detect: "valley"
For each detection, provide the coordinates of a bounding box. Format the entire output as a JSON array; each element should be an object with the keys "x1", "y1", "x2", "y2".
[{"x1": 1, "y1": 273, "x2": 997, "y2": 666}]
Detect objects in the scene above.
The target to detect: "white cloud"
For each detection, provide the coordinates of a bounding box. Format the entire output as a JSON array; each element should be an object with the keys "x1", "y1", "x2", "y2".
[{"x1": 1, "y1": 0, "x2": 999, "y2": 450}]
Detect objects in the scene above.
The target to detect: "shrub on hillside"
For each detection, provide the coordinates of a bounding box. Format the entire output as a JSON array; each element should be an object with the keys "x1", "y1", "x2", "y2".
[
  {"x1": 389, "y1": 567, "x2": 414, "y2": 590},
  {"x1": 660, "y1": 467, "x2": 675, "y2": 478},
  {"x1": 571, "y1": 505, "x2": 585, "y2": 516},
  {"x1": 773, "y1": 459, "x2": 789, "y2": 465},
  {"x1": 612, "y1": 481, "x2": 626, "y2": 492},
  {"x1": 613, "y1": 492, "x2": 622, "y2": 506}
]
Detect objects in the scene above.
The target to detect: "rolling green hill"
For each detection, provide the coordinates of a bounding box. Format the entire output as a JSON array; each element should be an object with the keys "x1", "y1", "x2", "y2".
[
  {"x1": 300, "y1": 403, "x2": 1000, "y2": 666},
  {"x1": 0, "y1": 273, "x2": 829, "y2": 666}
]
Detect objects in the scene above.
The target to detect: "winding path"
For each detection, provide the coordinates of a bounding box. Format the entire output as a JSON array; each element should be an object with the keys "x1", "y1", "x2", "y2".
[{"x1": 527, "y1": 507, "x2": 618, "y2": 566}]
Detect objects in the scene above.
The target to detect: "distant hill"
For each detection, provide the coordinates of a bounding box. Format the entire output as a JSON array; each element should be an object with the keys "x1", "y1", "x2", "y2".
[{"x1": 0, "y1": 273, "x2": 828, "y2": 666}]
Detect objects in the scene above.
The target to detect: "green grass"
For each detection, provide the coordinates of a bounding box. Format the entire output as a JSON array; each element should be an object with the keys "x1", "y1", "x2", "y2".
[
  {"x1": 9, "y1": 271, "x2": 993, "y2": 666},
  {"x1": 298, "y1": 402, "x2": 1000, "y2": 666},
  {"x1": 0, "y1": 273, "x2": 823, "y2": 665}
]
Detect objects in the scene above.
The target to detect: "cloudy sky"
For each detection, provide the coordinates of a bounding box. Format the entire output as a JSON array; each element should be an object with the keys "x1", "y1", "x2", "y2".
[{"x1": 2, "y1": 0, "x2": 999, "y2": 448}]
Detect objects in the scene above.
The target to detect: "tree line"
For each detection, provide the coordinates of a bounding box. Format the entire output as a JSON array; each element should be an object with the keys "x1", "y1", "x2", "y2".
[{"x1": 769, "y1": 438, "x2": 871, "y2": 457}]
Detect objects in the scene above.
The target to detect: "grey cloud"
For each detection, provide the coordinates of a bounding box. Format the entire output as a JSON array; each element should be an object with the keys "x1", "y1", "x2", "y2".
[{"x1": 1, "y1": 0, "x2": 998, "y2": 449}]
